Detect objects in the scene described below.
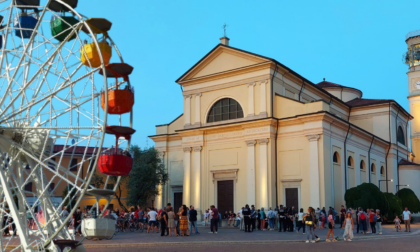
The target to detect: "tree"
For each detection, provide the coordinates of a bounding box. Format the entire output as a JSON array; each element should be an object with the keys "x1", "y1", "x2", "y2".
[
  {"x1": 90, "y1": 173, "x2": 105, "y2": 188},
  {"x1": 344, "y1": 183, "x2": 388, "y2": 214},
  {"x1": 126, "y1": 146, "x2": 168, "y2": 208},
  {"x1": 110, "y1": 175, "x2": 129, "y2": 212},
  {"x1": 62, "y1": 185, "x2": 77, "y2": 210},
  {"x1": 397, "y1": 188, "x2": 420, "y2": 214},
  {"x1": 383, "y1": 193, "x2": 402, "y2": 222}
]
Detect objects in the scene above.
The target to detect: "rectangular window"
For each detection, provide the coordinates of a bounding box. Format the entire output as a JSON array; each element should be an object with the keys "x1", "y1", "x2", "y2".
[
  {"x1": 70, "y1": 158, "x2": 78, "y2": 171},
  {"x1": 49, "y1": 183, "x2": 55, "y2": 191},
  {"x1": 25, "y1": 182, "x2": 33, "y2": 192},
  {"x1": 48, "y1": 157, "x2": 56, "y2": 170}
]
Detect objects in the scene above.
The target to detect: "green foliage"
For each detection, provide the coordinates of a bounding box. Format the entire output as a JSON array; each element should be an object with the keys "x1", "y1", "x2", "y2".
[
  {"x1": 62, "y1": 185, "x2": 77, "y2": 210},
  {"x1": 90, "y1": 173, "x2": 105, "y2": 188},
  {"x1": 126, "y1": 146, "x2": 168, "y2": 208},
  {"x1": 344, "y1": 183, "x2": 388, "y2": 214},
  {"x1": 397, "y1": 188, "x2": 420, "y2": 214},
  {"x1": 383, "y1": 193, "x2": 402, "y2": 222}
]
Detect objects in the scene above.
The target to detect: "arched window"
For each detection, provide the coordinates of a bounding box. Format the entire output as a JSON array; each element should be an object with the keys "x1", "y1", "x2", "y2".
[
  {"x1": 360, "y1": 160, "x2": 365, "y2": 170},
  {"x1": 207, "y1": 98, "x2": 244, "y2": 123},
  {"x1": 333, "y1": 152, "x2": 340, "y2": 163},
  {"x1": 347, "y1": 156, "x2": 354, "y2": 167},
  {"x1": 380, "y1": 166, "x2": 385, "y2": 175},
  {"x1": 371, "y1": 163, "x2": 376, "y2": 173},
  {"x1": 397, "y1": 126, "x2": 405, "y2": 145}
]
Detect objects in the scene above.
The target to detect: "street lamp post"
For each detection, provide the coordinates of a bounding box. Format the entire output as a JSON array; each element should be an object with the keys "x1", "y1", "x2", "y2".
[
  {"x1": 396, "y1": 184, "x2": 409, "y2": 196},
  {"x1": 379, "y1": 179, "x2": 393, "y2": 191}
]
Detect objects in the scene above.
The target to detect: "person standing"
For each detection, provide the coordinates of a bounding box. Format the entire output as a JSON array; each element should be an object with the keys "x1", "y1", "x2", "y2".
[
  {"x1": 238, "y1": 207, "x2": 244, "y2": 230},
  {"x1": 402, "y1": 207, "x2": 412, "y2": 232},
  {"x1": 160, "y1": 207, "x2": 168, "y2": 236},
  {"x1": 167, "y1": 207, "x2": 177, "y2": 236},
  {"x1": 376, "y1": 210, "x2": 382, "y2": 235},
  {"x1": 303, "y1": 207, "x2": 317, "y2": 243},
  {"x1": 278, "y1": 205, "x2": 286, "y2": 232},
  {"x1": 342, "y1": 213, "x2": 354, "y2": 241},
  {"x1": 204, "y1": 210, "x2": 209, "y2": 227},
  {"x1": 243, "y1": 204, "x2": 252, "y2": 232},
  {"x1": 358, "y1": 208, "x2": 366, "y2": 234},
  {"x1": 209, "y1": 205, "x2": 219, "y2": 234},
  {"x1": 260, "y1": 208, "x2": 266, "y2": 231},
  {"x1": 370, "y1": 208, "x2": 376, "y2": 234},
  {"x1": 267, "y1": 207, "x2": 275, "y2": 230},
  {"x1": 73, "y1": 207, "x2": 82, "y2": 236},
  {"x1": 296, "y1": 208, "x2": 305, "y2": 234},
  {"x1": 340, "y1": 205, "x2": 346, "y2": 228},
  {"x1": 365, "y1": 209, "x2": 371, "y2": 233},
  {"x1": 189, "y1": 205, "x2": 199, "y2": 234},
  {"x1": 355, "y1": 207, "x2": 360, "y2": 233},
  {"x1": 250, "y1": 205, "x2": 257, "y2": 231},
  {"x1": 147, "y1": 207, "x2": 158, "y2": 233}
]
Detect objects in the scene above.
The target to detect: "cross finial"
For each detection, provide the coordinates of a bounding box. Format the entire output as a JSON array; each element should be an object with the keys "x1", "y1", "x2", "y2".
[{"x1": 222, "y1": 23, "x2": 228, "y2": 37}]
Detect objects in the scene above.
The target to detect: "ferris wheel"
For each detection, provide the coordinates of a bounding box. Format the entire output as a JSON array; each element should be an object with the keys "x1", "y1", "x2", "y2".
[{"x1": 0, "y1": 0, "x2": 135, "y2": 251}]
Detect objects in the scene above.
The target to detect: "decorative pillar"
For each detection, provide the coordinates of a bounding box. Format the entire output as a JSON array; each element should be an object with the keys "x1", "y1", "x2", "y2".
[
  {"x1": 246, "y1": 140, "x2": 257, "y2": 205},
  {"x1": 193, "y1": 146, "x2": 202, "y2": 211},
  {"x1": 307, "y1": 135, "x2": 321, "y2": 208},
  {"x1": 183, "y1": 147, "x2": 191, "y2": 205},
  {"x1": 194, "y1": 93, "x2": 202, "y2": 127},
  {"x1": 258, "y1": 138, "x2": 269, "y2": 209},
  {"x1": 184, "y1": 95, "x2": 191, "y2": 127},
  {"x1": 259, "y1": 80, "x2": 268, "y2": 117},
  {"x1": 247, "y1": 82, "x2": 256, "y2": 117}
]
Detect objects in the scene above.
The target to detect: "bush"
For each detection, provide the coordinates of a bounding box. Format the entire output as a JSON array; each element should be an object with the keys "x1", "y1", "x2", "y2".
[
  {"x1": 397, "y1": 188, "x2": 420, "y2": 214},
  {"x1": 344, "y1": 183, "x2": 388, "y2": 214},
  {"x1": 383, "y1": 193, "x2": 402, "y2": 223}
]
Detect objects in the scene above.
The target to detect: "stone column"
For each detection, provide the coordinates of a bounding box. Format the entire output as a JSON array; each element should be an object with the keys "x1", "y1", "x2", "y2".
[
  {"x1": 246, "y1": 140, "x2": 257, "y2": 205},
  {"x1": 258, "y1": 138, "x2": 269, "y2": 209},
  {"x1": 259, "y1": 80, "x2": 268, "y2": 117},
  {"x1": 307, "y1": 135, "x2": 321, "y2": 208},
  {"x1": 193, "y1": 146, "x2": 202, "y2": 211},
  {"x1": 194, "y1": 93, "x2": 202, "y2": 127},
  {"x1": 184, "y1": 95, "x2": 191, "y2": 127},
  {"x1": 183, "y1": 147, "x2": 192, "y2": 205},
  {"x1": 247, "y1": 82, "x2": 256, "y2": 117}
]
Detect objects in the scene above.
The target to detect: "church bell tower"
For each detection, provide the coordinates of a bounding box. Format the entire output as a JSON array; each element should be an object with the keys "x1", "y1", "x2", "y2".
[{"x1": 406, "y1": 30, "x2": 420, "y2": 162}]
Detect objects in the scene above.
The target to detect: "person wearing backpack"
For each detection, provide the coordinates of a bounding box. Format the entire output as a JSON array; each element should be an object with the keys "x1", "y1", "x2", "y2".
[
  {"x1": 358, "y1": 208, "x2": 367, "y2": 234},
  {"x1": 267, "y1": 208, "x2": 275, "y2": 230},
  {"x1": 370, "y1": 208, "x2": 376, "y2": 234}
]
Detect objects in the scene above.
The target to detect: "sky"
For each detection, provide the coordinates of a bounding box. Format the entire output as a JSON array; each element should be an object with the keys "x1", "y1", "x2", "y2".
[{"x1": 76, "y1": 0, "x2": 418, "y2": 148}]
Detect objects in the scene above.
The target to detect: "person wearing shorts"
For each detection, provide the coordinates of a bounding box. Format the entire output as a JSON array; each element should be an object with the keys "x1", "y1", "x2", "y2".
[{"x1": 147, "y1": 207, "x2": 158, "y2": 233}]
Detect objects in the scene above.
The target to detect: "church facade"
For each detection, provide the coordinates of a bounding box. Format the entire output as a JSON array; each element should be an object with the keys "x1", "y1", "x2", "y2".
[{"x1": 150, "y1": 35, "x2": 420, "y2": 217}]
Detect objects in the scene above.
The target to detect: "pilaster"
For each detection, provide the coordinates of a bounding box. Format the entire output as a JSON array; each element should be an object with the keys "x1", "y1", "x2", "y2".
[
  {"x1": 258, "y1": 138, "x2": 269, "y2": 209},
  {"x1": 194, "y1": 93, "x2": 202, "y2": 127},
  {"x1": 247, "y1": 82, "x2": 256, "y2": 117},
  {"x1": 246, "y1": 140, "x2": 257, "y2": 205},
  {"x1": 183, "y1": 147, "x2": 192, "y2": 205},
  {"x1": 193, "y1": 146, "x2": 202, "y2": 211},
  {"x1": 259, "y1": 80, "x2": 268, "y2": 117},
  {"x1": 307, "y1": 134, "x2": 320, "y2": 208},
  {"x1": 184, "y1": 95, "x2": 191, "y2": 127}
]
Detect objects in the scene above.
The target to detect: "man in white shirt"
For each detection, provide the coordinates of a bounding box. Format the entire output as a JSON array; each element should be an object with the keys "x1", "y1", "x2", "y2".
[
  {"x1": 402, "y1": 207, "x2": 412, "y2": 232},
  {"x1": 147, "y1": 208, "x2": 158, "y2": 233},
  {"x1": 238, "y1": 208, "x2": 244, "y2": 230}
]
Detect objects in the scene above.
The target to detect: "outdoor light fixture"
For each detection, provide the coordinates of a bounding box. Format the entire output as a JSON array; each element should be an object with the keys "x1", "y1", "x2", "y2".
[{"x1": 378, "y1": 179, "x2": 393, "y2": 191}]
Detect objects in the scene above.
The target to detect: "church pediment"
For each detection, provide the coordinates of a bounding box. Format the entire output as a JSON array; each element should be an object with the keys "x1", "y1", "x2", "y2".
[{"x1": 176, "y1": 44, "x2": 271, "y2": 83}]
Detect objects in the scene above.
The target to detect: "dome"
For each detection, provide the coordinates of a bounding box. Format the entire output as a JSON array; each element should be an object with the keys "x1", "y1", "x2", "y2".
[{"x1": 316, "y1": 80, "x2": 362, "y2": 102}]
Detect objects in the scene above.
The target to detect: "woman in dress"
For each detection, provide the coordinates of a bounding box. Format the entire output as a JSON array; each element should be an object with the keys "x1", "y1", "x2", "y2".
[
  {"x1": 167, "y1": 207, "x2": 177, "y2": 236},
  {"x1": 342, "y1": 212, "x2": 354, "y2": 241},
  {"x1": 178, "y1": 205, "x2": 189, "y2": 236}
]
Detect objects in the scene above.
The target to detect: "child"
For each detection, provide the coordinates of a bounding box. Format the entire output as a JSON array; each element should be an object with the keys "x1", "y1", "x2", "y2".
[
  {"x1": 318, "y1": 211, "x2": 324, "y2": 230},
  {"x1": 326, "y1": 210, "x2": 337, "y2": 242},
  {"x1": 394, "y1": 216, "x2": 401, "y2": 232},
  {"x1": 342, "y1": 212, "x2": 354, "y2": 241}
]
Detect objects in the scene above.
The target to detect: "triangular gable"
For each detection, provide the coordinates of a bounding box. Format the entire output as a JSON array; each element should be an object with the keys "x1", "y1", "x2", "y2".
[{"x1": 176, "y1": 44, "x2": 272, "y2": 83}]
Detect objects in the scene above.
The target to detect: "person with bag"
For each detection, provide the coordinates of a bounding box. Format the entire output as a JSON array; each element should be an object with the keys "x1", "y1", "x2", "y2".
[
  {"x1": 375, "y1": 210, "x2": 382, "y2": 235},
  {"x1": 370, "y1": 208, "x2": 377, "y2": 234},
  {"x1": 358, "y1": 208, "x2": 367, "y2": 234},
  {"x1": 325, "y1": 209, "x2": 337, "y2": 242},
  {"x1": 296, "y1": 208, "x2": 305, "y2": 234},
  {"x1": 267, "y1": 208, "x2": 275, "y2": 230},
  {"x1": 303, "y1": 207, "x2": 317, "y2": 243}
]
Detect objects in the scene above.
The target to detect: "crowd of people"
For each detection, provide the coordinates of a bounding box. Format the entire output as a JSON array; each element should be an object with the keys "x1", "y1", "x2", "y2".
[{"x1": 10, "y1": 202, "x2": 409, "y2": 243}]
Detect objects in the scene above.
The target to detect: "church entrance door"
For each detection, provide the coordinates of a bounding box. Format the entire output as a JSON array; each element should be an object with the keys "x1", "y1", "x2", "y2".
[{"x1": 217, "y1": 180, "x2": 234, "y2": 215}]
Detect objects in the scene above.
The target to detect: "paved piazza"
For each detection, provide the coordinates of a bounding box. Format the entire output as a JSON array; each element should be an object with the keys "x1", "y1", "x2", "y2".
[{"x1": 79, "y1": 224, "x2": 420, "y2": 251}]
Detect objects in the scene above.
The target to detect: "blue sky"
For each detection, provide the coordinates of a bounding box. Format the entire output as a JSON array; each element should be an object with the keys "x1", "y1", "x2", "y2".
[{"x1": 78, "y1": 0, "x2": 418, "y2": 148}]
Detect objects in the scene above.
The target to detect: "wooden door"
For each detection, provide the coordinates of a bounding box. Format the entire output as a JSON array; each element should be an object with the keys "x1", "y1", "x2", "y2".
[
  {"x1": 217, "y1": 180, "x2": 234, "y2": 215},
  {"x1": 174, "y1": 192, "x2": 183, "y2": 213},
  {"x1": 285, "y1": 188, "x2": 298, "y2": 209}
]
